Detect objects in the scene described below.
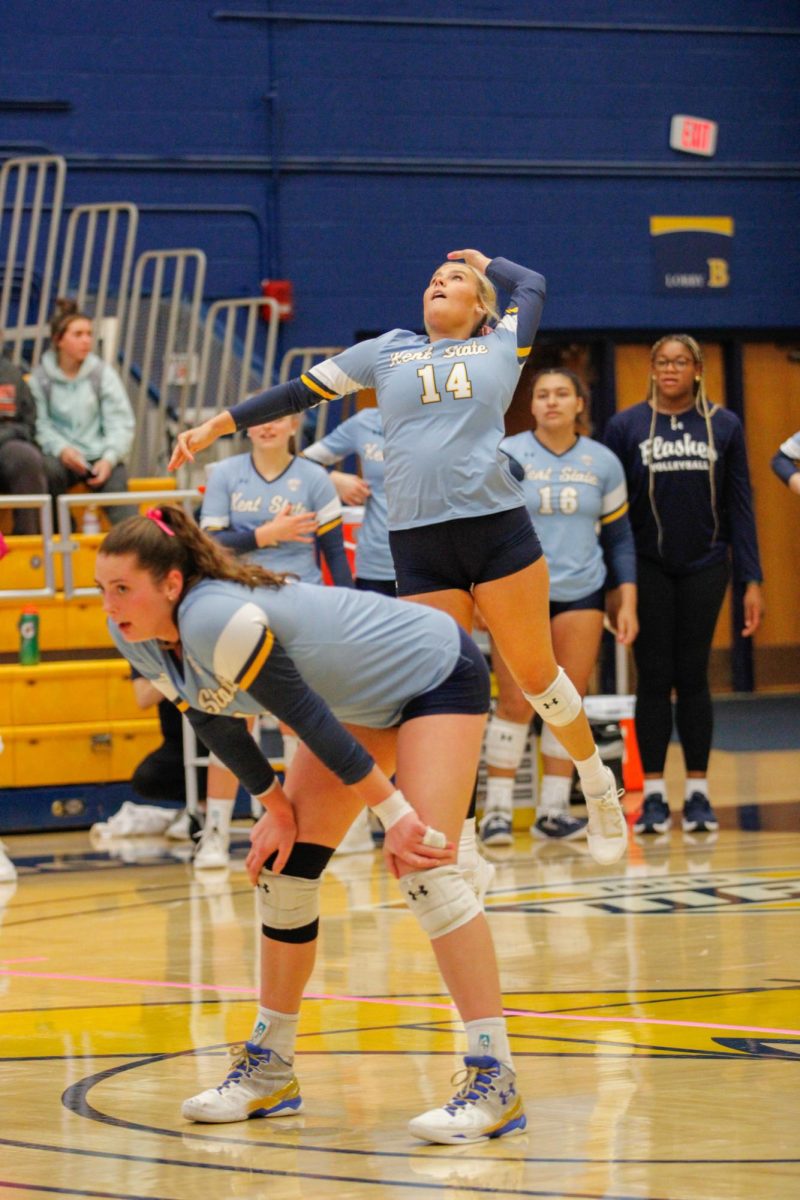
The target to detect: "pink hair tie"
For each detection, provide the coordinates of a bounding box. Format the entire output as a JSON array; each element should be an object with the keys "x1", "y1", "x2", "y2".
[{"x1": 145, "y1": 508, "x2": 175, "y2": 537}]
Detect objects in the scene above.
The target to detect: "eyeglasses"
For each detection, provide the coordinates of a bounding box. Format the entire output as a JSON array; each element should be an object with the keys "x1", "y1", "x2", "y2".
[{"x1": 653, "y1": 356, "x2": 693, "y2": 371}]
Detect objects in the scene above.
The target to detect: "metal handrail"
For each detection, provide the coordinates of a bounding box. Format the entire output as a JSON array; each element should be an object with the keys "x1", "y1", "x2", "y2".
[
  {"x1": 0, "y1": 494, "x2": 55, "y2": 599},
  {"x1": 55, "y1": 488, "x2": 200, "y2": 597}
]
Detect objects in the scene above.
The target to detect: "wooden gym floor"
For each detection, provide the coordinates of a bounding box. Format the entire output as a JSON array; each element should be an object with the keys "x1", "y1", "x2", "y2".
[{"x1": 1, "y1": 739, "x2": 799, "y2": 1200}]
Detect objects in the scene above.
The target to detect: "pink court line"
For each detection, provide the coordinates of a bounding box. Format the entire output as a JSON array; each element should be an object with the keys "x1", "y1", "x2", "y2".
[
  {"x1": 0, "y1": 956, "x2": 47, "y2": 965},
  {"x1": 1, "y1": 967, "x2": 799, "y2": 1040}
]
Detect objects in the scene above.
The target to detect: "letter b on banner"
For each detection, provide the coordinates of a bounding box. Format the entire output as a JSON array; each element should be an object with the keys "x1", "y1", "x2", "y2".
[{"x1": 707, "y1": 258, "x2": 730, "y2": 288}]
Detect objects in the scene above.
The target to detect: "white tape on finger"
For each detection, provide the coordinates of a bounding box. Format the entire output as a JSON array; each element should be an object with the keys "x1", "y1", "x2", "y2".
[{"x1": 422, "y1": 826, "x2": 447, "y2": 849}]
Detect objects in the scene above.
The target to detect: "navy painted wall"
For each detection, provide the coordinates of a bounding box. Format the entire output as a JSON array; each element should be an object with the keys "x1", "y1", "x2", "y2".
[{"x1": 1, "y1": 1, "x2": 798, "y2": 349}]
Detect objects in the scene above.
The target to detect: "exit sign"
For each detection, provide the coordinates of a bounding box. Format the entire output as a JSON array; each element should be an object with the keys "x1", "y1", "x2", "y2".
[{"x1": 669, "y1": 114, "x2": 718, "y2": 157}]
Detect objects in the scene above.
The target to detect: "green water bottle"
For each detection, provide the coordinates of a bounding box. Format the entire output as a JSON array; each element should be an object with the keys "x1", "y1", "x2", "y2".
[{"x1": 18, "y1": 607, "x2": 40, "y2": 666}]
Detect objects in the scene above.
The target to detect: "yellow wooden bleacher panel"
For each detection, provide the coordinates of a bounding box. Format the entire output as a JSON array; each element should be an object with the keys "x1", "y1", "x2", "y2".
[
  {"x1": 2, "y1": 659, "x2": 147, "y2": 725},
  {"x1": 0, "y1": 594, "x2": 112, "y2": 653},
  {"x1": 0, "y1": 533, "x2": 104, "y2": 591},
  {"x1": 0, "y1": 718, "x2": 161, "y2": 787}
]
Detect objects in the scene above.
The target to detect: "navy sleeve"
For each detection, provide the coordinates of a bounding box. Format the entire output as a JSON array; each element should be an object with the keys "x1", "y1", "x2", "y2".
[
  {"x1": 243, "y1": 636, "x2": 374, "y2": 785},
  {"x1": 317, "y1": 524, "x2": 354, "y2": 587},
  {"x1": 229, "y1": 376, "x2": 322, "y2": 433},
  {"x1": 501, "y1": 449, "x2": 525, "y2": 482},
  {"x1": 486, "y1": 257, "x2": 546, "y2": 360},
  {"x1": 723, "y1": 419, "x2": 763, "y2": 584},
  {"x1": 599, "y1": 512, "x2": 637, "y2": 588},
  {"x1": 209, "y1": 527, "x2": 259, "y2": 554},
  {"x1": 185, "y1": 708, "x2": 276, "y2": 795},
  {"x1": 771, "y1": 449, "x2": 799, "y2": 487}
]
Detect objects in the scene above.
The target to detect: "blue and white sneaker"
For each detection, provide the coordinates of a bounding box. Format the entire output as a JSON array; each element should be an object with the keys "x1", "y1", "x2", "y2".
[
  {"x1": 634, "y1": 794, "x2": 672, "y2": 835},
  {"x1": 409, "y1": 1055, "x2": 526, "y2": 1144},
  {"x1": 182, "y1": 1044, "x2": 303, "y2": 1123},
  {"x1": 478, "y1": 808, "x2": 513, "y2": 847},
  {"x1": 531, "y1": 811, "x2": 588, "y2": 841},
  {"x1": 682, "y1": 793, "x2": 719, "y2": 833}
]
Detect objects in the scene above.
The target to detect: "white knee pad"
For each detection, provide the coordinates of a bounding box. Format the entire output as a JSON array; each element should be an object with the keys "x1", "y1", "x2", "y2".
[
  {"x1": 485, "y1": 716, "x2": 529, "y2": 770},
  {"x1": 399, "y1": 865, "x2": 482, "y2": 940},
  {"x1": 257, "y1": 869, "x2": 322, "y2": 943},
  {"x1": 524, "y1": 667, "x2": 582, "y2": 728},
  {"x1": 539, "y1": 724, "x2": 572, "y2": 761}
]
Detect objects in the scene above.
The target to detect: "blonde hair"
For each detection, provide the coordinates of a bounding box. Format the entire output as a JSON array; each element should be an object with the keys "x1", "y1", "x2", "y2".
[
  {"x1": 646, "y1": 334, "x2": 719, "y2": 553},
  {"x1": 427, "y1": 262, "x2": 500, "y2": 335}
]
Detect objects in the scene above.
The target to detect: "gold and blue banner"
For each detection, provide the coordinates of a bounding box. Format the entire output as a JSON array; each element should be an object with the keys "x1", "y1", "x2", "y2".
[{"x1": 650, "y1": 216, "x2": 733, "y2": 294}]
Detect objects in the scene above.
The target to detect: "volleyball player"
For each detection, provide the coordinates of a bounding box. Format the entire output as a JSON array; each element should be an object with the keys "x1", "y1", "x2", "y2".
[
  {"x1": 96, "y1": 506, "x2": 527, "y2": 1144},
  {"x1": 169, "y1": 249, "x2": 628, "y2": 866}
]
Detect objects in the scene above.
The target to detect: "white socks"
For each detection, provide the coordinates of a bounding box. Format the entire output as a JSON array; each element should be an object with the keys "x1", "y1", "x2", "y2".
[
  {"x1": 483, "y1": 777, "x2": 514, "y2": 814},
  {"x1": 250, "y1": 1006, "x2": 299, "y2": 1062},
  {"x1": 643, "y1": 778, "x2": 666, "y2": 799},
  {"x1": 464, "y1": 1017, "x2": 513, "y2": 1071},
  {"x1": 205, "y1": 798, "x2": 233, "y2": 837},
  {"x1": 574, "y1": 749, "x2": 609, "y2": 798},
  {"x1": 538, "y1": 774, "x2": 573, "y2": 815}
]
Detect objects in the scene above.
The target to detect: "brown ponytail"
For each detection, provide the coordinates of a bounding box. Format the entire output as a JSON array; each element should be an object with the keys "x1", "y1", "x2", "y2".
[{"x1": 99, "y1": 506, "x2": 289, "y2": 597}]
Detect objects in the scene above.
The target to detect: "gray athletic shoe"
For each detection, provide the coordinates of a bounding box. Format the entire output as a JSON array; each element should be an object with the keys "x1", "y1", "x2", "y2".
[
  {"x1": 408, "y1": 1055, "x2": 526, "y2": 1144},
  {"x1": 182, "y1": 1044, "x2": 303, "y2": 1123}
]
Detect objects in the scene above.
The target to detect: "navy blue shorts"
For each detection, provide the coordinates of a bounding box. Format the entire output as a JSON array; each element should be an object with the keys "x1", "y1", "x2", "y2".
[
  {"x1": 400, "y1": 627, "x2": 490, "y2": 721},
  {"x1": 390, "y1": 507, "x2": 542, "y2": 597},
  {"x1": 550, "y1": 587, "x2": 605, "y2": 619},
  {"x1": 355, "y1": 576, "x2": 397, "y2": 598}
]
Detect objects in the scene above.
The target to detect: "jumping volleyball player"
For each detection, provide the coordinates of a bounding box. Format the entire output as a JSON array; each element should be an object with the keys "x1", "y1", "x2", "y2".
[
  {"x1": 96, "y1": 506, "x2": 526, "y2": 1143},
  {"x1": 171, "y1": 248, "x2": 629, "y2": 865}
]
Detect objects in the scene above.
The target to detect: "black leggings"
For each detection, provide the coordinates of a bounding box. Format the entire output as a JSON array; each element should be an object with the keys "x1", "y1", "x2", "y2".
[{"x1": 633, "y1": 557, "x2": 729, "y2": 775}]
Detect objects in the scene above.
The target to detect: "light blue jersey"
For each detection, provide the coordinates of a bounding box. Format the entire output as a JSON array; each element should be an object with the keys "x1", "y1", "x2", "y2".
[
  {"x1": 200, "y1": 453, "x2": 342, "y2": 583},
  {"x1": 501, "y1": 432, "x2": 630, "y2": 601},
  {"x1": 303, "y1": 260, "x2": 543, "y2": 530},
  {"x1": 109, "y1": 578, "x2": 461, "y2": 728},
  {"x1": 227, "y1": 258, "x2": 545, "y2": 531},
  {"x1": 303, "y1": 407, "x2": 394, "y2": 581}
]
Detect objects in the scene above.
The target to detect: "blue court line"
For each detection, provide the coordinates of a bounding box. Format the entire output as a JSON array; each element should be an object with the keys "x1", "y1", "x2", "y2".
[
  {"x1": 0, "y1": 1134, "x2": 685, "y2": 1199},
  {"x1": 53, "y1": 1054, "x2": 800, "y2": 1166}
]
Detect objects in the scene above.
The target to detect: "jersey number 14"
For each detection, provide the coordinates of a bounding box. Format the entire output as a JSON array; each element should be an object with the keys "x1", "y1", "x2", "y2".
[{"x1": 416, "y1": 362, "x2": 473, "y2": 404}]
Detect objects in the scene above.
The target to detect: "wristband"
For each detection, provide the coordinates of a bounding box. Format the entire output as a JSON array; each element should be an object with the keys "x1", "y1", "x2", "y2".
[
  {"x1": 371, "y1": 788, "x2": 414, "y2": 831},
  {"x1": 252, "y1": 780, "x2": 279, "y2": 807}
]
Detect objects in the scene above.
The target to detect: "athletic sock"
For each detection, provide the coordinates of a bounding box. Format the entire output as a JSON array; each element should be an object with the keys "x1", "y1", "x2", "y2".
[
  {"x1": 464, "y1": 1017, "x2": 513, "y2": 1071},
  {"x1": 574, "y1": 749, "x2": 608, "y2": 798},
  {"x1": 643, "y1": 778, "x2": 666, "y2": 799},
  {"x1": 205, "y1": 798, "x2": 233, "y2": 837},
  {"x1": 538, "y1": 774, "x2": 573, "y2": 815},
  {"x1": 250, "y1": 1006, "x2": 299, "y2": 1062}
]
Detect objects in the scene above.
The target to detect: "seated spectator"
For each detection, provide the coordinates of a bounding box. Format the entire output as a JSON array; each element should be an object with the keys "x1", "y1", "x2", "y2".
[
  {"x1": 0, "y1": 350, "x2": 49, "y2": 533},
  {"x1": 29, "y1": 299, "x2": 136, "y2": 526}
]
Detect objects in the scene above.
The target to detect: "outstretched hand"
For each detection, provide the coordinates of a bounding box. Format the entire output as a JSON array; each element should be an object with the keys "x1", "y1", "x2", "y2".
[
  {"x1": 381, "y1": 810, "x2": 454, "y2": 879},
  {"x1": 447, "y1": 248, "x2": 492, "y2": 274},
  {"x1": 168, "y1": 412, "x2": 235, "y2": 471}
]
